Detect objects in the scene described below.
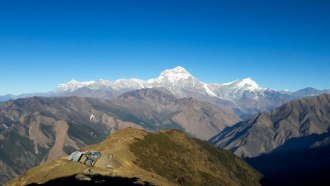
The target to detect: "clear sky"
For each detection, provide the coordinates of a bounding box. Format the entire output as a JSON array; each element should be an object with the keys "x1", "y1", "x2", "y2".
[{"x1": 0, "y1": 0, "x2": 329, "y2": 95}]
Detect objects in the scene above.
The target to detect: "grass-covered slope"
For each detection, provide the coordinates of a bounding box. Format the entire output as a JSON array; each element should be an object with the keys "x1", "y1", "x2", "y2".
[
  {"x1": 130, "y1": 130, "x2": 262, "y2": 186},
  {"x1": 6, "y1": 128, "x2": 262, "y2": 186}
]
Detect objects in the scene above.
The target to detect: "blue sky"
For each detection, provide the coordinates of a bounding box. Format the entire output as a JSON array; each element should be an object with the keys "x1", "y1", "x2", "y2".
[{"x1": 0, "y1": 0, "x2": 329, "y2": 95}]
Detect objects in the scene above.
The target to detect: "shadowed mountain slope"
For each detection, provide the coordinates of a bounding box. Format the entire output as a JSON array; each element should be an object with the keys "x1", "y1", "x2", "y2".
[
  {"x1": 210, "y1": 94, "x2": 330, "y2": 158},
  {"x1": 209, "y1": 94, "x2": 330, "y2": 186}
]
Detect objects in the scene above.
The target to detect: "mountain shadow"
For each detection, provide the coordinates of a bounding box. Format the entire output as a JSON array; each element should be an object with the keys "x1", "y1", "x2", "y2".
[
  {"x1": 245, "y1": 132, "x2": 330, "y2": 186},
  {"x1": 26, "y1": 174, "x2": 154, "y2": 186}
]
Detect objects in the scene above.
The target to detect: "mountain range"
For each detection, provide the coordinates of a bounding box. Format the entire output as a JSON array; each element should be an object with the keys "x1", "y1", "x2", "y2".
[
  {"x1": 2, "y1": 66, "x2": 329, "y2": 117},
  {"x1": 1, "y1": 66, "x2": 330, "y2": 185},
  {"x1": 0, "y1": 88, "x2": 240, "y2": 184},
  {"x1": 210, "y1": 94, "x2": 330, "y2": 185},
  {"x1": 210, "y1": 94, "x2": 330, "y2": 157}
]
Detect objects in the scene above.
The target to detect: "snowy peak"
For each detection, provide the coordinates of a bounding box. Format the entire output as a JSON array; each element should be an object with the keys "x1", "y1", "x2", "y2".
[
  {"x1": 222, "y1": 77, "x2": 261, "y2": 92},
  {"x1": 166, "y1": 66, "x2": 190, "y2": 74},
  {"x1": 236, "y1": 78, "x2": 260, "y2": 91},
  {"x1": 57, "y1": 79, "x2": 83, "y2": 92},
  {"x1": 113, "y1": 78, "x2": 145, "y2": 90},
  {"x1": 67, "y1": 79, "x2": 80, "y2": 84},
  {"x1": 157, "y1": 66, "x2": 193, "y2": 82},
  {"x1": 54, "y1": 67, "x2": 265, "y2": 100},
  {"x1": 56, "y1": 79, "x2": 100, "y2": 92}
]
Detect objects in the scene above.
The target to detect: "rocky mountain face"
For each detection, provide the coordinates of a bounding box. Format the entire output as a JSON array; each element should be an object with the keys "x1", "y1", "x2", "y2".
[
  {"x1": 0, "y1": 96, "x2": 116, "y2": 184},
  {"x1": 2, "y1": 66, "x2": 329, "y2": 117},
  {"x1": 210, "y1": 94, "x2": 330, "y2": 158},
  {"x1": 5, "y1": 128, "x2": 263, "y2": 186},
  {"x1": 209, "y1": 94, "x2": 330, "y2": 186},
  {"x1": 111, "y1": 88, "x2": 240, "y2": 139},
  {"x1": 0, "y1": 88, "x2": 240, "y2": 184}
]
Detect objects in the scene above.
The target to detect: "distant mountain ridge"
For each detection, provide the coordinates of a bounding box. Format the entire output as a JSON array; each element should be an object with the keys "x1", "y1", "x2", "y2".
[
  {"x1": 53, "y1": 66, "x2": 264, "y2": 98},
  {"x1": 1, "y1": 66, "x2": 329, "y2": 115}
]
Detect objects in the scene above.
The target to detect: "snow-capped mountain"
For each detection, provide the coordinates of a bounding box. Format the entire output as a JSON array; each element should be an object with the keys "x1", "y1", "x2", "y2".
[
  {"x1": 149, "y1": 66, "x2": 193, "y2": 84},
  {"x1": 221, "y1": 77, "x2": 262, "y2": 93},
  {"x1": 52, "y1": 66, "x2": 330, "y2": 114},
  {"x1": 147, "y1": 67, "x2": 207, "y2": 96},
  {"x1": 56, "y1": 79, "x2": 98, "y2": 92},
  {"x1": 1, "y1": 66, "x2": 329, "y2": 116},
  {"x1": 54, "y1": 66, "x2": 261, "y2": 99},
  {"x1": 207, "y1": 78, "x2": 264, "y2": 100}
]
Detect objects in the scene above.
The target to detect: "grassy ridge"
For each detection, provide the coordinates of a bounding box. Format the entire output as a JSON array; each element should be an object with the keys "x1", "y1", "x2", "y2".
[{"x1": 130, "y1": 130, "x2": 262, "y2": 186}]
